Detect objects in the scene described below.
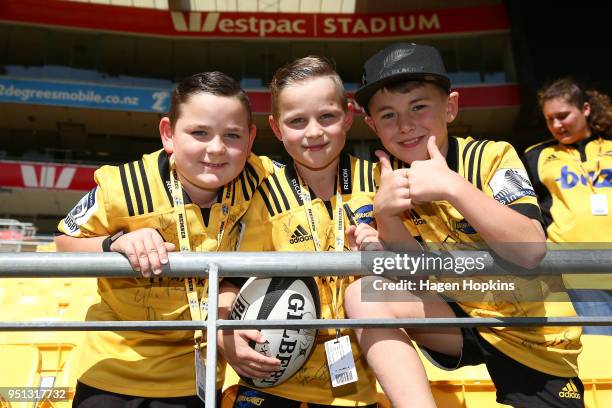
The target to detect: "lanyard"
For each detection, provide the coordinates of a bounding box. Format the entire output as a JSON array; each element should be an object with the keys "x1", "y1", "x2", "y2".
[
  {"x1": 296, "y1": 165, "x2": 345, "y2": 336},
  {"x1": 169, "y1": 157, "x2": 231, "y2": 343},
  {"x1": 563, "y1": 137, "x2": 604, "y2": 193}
]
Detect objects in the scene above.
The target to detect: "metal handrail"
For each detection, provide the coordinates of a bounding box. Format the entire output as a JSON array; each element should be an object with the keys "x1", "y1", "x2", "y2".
[{"x1": 1, "y1": 251, "x2": 611, "y2": 406}]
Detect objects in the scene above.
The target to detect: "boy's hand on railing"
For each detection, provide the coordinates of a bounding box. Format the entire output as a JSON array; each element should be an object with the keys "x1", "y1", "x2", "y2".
[
  {"x1": 109, "y1": 228, "x2": 176, "y2": 278},
  {"x1": 347, "y1": 224, "x2": 383, "y2": 251},
  {"x1": 217, "y1": 329, "x2": 281, "y2": 379}
]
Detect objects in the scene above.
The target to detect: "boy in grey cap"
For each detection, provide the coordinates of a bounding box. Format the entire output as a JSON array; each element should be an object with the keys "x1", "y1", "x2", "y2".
[{"x1": 344, "y1": 43, "x2": 583, "y2": 408}]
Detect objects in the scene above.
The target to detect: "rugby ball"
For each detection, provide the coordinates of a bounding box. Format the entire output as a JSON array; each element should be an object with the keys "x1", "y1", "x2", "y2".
[{"x1": 229, "y1": 277, "x2": 321, "y2": 387}]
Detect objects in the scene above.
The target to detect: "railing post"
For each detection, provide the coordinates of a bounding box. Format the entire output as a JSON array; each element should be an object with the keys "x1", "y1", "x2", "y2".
[{"x1": 205, "y1": 263, "x2": 219, "y2": 408}]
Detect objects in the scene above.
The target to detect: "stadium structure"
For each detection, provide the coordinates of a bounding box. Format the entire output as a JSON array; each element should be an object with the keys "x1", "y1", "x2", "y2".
[
  {"x1": 0, "y1": 1, "x2": 610, "y2": 407},
  {"x1": 1, "y1": 0, "x2": 522, "y2": 234}
]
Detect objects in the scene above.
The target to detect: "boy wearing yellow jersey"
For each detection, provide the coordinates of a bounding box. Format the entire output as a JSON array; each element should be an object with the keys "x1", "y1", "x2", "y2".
[
  {"x1": 218, "y1": 57, "x2": 379, "y2": 407},
  {"x1": 344, "y1": 43, "x2": 583, "y2": 408},
  {"x1": 55, "y1": 72, "x2": 275, "y2": 407}
]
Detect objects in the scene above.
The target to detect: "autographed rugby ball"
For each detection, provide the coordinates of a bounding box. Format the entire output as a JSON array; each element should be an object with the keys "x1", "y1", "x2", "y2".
[{"x1": 229, "y1": 277, "x2": 321, "y2": 387}]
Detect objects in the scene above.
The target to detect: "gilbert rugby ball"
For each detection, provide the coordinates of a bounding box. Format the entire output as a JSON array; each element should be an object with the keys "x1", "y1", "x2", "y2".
[{"x1": 229, "y1": 277, "x2": 321, "y2": 387}]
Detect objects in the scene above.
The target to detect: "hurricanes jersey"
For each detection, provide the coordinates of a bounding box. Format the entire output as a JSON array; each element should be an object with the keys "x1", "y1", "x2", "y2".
[
  {"x1": 237, "y1": 152, "x2": 378, "y2": 406},
  {"x1": 57, "y1": 149, "x2": 275, "y2": 397},
  {"x1": 377, "y1": 136, "x2": 581, "y2": 378},
  {"x1": 522, "y1": 135, "x2": 612, "y2": 291},
  {"x1": 522, "y1": 135, "x2": 612, "y2": 242}
]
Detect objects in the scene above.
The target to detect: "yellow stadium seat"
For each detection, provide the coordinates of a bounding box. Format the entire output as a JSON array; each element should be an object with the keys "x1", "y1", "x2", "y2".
[{"x1": 0, "y1": 345, "x2": 41, "y2": 408}]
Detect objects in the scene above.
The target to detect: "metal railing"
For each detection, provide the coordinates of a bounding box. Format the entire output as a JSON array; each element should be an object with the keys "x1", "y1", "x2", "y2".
[{"x1": 1, "y1": 251, "x2": 612, "y2": 407}]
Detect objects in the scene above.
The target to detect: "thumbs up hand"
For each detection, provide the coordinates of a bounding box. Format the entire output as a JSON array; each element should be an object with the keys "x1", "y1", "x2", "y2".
[
  {"x1": 374, "y1": 150, "x2": 413, "y2": 218},
  {"x1": 405, "y1": 136, "x2": 457, "y2": 205}
]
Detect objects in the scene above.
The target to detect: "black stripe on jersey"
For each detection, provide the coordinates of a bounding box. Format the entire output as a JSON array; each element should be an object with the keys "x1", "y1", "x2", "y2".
[
  {"x1": 231, "y1": 178, "x2": 237, "y2": 206},
  {"x1": 339, "y1": 152, "x2": 352, "y2": 194},
  {"x1": 391, "y1": 156, "x2": 408, "y2": 170},
  {"x1": 119, "y1": 164, "x2": 135, "y2": 217},
  {"x1": 244, "y1": 163, "x2": 258, "y2": 197},
  {"x1": 475, "y1": 141, "x2": 490, "y2": 190},
  {"x1": 257, "y1": 185, "x2": 276, "y2": 216},
  {"x1": 128, "y1": 161, "x2": 144, "y2": 215},
  {"x1": 462, "y1": 140, "x2": 476, "y2": 179},
  {"x1": 284, "y1": 164, "x2": 304, "y2": 206},
  {"x1": 216, "y1": 186, "x2": 224, "y2": 204},
  {"x1": 367, "y1": 159, "x2": 374, "y2": 192},
  {"x1": 466, "y1": 140, "x2": 486, "y2": 186},
  {"x1": 462, "y1": 140, "x2": 478, "y2": 182},
  {"x1": 263, "y1": 178, "x2": 283, "y2": 214},
  {"x1": 239, "y1": 171, "x2": 249, "y2": 201},
  {"x1": 270, "y1": 173, "x2": 290, "y2": 211},
  {"x1": 157, "y1": 151, "x2": 173, "y2": 205},
  {"x1": 137, "y1": 160, "x2": 154, "y2": 213}
]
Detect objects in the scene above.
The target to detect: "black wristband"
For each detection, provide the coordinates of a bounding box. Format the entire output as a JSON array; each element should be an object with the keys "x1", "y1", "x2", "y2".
[{"x1": 102, "y1": 231, "x2": 125, "y2": 252}]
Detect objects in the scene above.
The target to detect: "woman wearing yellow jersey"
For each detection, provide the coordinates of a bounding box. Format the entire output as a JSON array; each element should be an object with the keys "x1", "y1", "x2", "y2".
[{"x1": 523, "y1": 78, "x2": 612, "y2": 335}]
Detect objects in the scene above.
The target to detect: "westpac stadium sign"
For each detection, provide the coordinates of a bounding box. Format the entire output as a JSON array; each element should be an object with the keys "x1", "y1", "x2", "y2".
[{"x1": 0, "y1": 0, "x2": 509, "y2": 40}]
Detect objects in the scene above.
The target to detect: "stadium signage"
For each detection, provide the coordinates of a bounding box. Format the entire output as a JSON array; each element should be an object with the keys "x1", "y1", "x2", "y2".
[
  {"x1": 0, "y1": 77, "x2": 170, "y2": 113},
  {"x1": 0, "y1": 161, "x2": 97, "y2": 191},
  {"x1": 170, "y1": 12, "x2": 442, "y2": 38},
  {"x1": 1, "y1": 1, "x2": 510, "y2": 39}
]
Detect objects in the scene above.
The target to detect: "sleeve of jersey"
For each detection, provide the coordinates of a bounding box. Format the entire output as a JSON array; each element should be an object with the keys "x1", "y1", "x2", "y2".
[
  {"x1": 56, "y1": 166, "x2": 119, "y2": 237},
  {"x1": 480, "y1": 141, "x2": 543, "y2": 222},
  {"x1": 521, "y1": 145, "x2": 554, "y2": 229}
]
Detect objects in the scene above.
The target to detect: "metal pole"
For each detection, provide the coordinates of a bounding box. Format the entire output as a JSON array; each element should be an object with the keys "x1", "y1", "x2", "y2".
[
  {"x1": 2, "y1": 250, "x2": 612, "y2": 277},
  {"x1": 205, "y1": 263, "x2": 219, "y2": 408},
  {"x1": 0, "y1": 316, "x2": 610, "y2": 331}
]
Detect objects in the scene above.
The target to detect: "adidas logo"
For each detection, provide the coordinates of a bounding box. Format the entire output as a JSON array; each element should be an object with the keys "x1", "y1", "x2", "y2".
[
  {"x1": 558, "y1": 379, "x2": 581, "y2": 400},
  {"x1": 544, "y1": 153, "x2": 560, "y2": 164},
  {"x1": 289, "y1": 225, "x2": 313, "y2": 244}
]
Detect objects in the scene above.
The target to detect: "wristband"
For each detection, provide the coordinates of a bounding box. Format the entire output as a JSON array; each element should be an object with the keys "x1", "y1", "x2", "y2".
[{"x1": 102, "y1": 231, "x2": 125, "y2": 252}]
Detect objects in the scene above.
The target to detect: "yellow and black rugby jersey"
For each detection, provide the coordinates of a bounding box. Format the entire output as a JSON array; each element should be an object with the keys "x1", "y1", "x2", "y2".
[
  {"x1": 375, "y1": 136, "x2": 581, "y2": 378},
  {"x1": 238, "y1": 152, "x2": 378, "y2": 406},
  {"x1": 522, "y1": 135, "x2": 612, "y2": 291},
  {"x1": 522, "y1": 135, "x2": 612, "y2": 243},
  {"x1": 57, "y1": 149, "x2": 275, "y2": 398}
]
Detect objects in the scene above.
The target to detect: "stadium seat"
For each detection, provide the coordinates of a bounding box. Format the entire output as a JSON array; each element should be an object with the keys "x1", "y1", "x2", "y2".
[{"x1": 0, "y1": 345, "x2": 41, "y2": 408}]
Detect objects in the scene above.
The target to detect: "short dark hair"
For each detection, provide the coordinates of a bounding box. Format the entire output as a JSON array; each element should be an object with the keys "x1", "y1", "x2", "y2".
[
  {"x1": 168, "y1": 71, "x2": 252, "y2": 128},
  {"x1": 269, "y1": 56, "x2": 347, "y2": 119}
]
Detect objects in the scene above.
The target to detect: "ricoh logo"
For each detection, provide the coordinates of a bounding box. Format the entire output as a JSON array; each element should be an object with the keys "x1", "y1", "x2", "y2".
[
  {"x1": 171, "y1": 12, "x2": 307, "y2": 37},
  {"x1": 557, "y1": 165, "x2": 612, "y2": 189},
  {"x1": 342, "y1": 168, "x2": 350, "y2": 190}
]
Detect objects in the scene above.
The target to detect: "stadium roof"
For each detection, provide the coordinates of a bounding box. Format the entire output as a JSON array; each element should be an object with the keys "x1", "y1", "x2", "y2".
[{"x1": 66, "y1": 0, "x2": 357, "y2": 13}]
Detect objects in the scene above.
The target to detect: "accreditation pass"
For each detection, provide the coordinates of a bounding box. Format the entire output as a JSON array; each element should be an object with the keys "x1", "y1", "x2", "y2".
[{"x1": 324, "y1": 335, "x2": 358, "y2": 387}]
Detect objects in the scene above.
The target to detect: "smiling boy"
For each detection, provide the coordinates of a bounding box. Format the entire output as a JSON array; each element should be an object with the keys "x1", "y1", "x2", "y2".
[{"x1": 344, "y1": 43, "x2": 583, "y2": 408}]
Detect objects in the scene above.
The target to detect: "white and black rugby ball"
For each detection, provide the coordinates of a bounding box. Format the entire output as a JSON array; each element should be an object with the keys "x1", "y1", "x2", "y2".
[{"x1": 229, "y1": 277, "x2": 321, "y2": 388}]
